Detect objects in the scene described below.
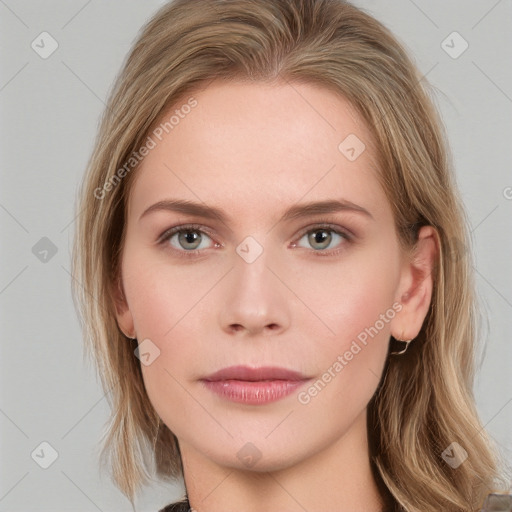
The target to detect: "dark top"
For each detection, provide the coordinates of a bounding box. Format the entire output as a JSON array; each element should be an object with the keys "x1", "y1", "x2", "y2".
[{"x1": 159, "y1": 498, "x2": 190, "y2": 512}]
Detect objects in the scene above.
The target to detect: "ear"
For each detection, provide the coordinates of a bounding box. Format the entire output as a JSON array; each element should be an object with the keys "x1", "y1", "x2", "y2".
[
  {"x1": 390, "y1": 225, "x2": 439, "y2": 341},
  {"x1": 111, "y1": 275, "x2": 136, "y2": 339}
]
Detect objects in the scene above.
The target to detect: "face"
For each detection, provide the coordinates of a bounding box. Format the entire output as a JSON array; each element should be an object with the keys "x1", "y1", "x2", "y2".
[{"x1": 114, "y1": 80, "x2": 431, "y2": 473}]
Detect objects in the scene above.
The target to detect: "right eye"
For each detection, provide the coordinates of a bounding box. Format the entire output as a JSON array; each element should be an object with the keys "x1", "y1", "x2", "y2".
[{"x1": 158, "y1": 224, "x2": 219, "y2": 257}]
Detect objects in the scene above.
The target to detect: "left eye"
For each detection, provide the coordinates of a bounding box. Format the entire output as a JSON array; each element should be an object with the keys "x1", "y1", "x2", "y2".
[
  {"x1": 296, "y1": 228, "x2": 347, "y2": 251},
  {"x1": 166, "y1": 229, "x2": 214, "y2": 251}
]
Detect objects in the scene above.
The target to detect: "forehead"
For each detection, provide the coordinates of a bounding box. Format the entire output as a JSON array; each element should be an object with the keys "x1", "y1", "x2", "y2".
[{"x1": 127, "y1": 79, "x2": 386, "y2": 223}]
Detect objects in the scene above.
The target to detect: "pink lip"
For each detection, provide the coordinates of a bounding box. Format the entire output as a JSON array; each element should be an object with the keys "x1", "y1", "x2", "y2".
[{"x1": 201, "y1": 365, "x2": 310, "y2": 405}]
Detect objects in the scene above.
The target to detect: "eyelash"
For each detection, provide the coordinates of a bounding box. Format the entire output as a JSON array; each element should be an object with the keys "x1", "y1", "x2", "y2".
[{"x1": 157, "y1": 221, "x2": 353, "y2": 259}]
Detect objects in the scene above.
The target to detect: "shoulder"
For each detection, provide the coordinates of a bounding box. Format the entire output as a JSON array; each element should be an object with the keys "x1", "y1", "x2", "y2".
[{"x1": 158, "y1": 498, "x2": 190, "y2": 512}]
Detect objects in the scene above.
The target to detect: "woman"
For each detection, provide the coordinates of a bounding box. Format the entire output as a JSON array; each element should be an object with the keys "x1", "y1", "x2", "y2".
[{"x1": 71, "y1": 0, "x2": 509, "y2": 510}]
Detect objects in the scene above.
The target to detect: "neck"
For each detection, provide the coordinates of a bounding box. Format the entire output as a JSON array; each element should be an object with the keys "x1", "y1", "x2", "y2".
[{"x1": 180, "y1": 410, "x2": 386, "y2": 512}]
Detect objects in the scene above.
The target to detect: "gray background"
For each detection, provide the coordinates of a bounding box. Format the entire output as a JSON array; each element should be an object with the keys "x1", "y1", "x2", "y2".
[{"x1": 1, "y1": 0, "x2": 511, "y2": 510}]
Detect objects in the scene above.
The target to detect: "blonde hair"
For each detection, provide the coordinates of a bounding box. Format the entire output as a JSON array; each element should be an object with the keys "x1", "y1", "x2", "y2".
[{"x1": 71, "y1": 0, "x2": 508, "y2": 509}]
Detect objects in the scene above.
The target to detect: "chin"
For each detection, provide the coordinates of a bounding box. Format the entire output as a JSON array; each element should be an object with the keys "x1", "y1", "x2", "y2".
[{"x1": 198, "y1": 432, "x2": 320, "y2": 474}]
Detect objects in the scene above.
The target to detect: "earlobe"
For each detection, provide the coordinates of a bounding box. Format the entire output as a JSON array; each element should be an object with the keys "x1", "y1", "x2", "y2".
[
  {"x1": 111, "y1": 277, "x2": 136, "y2": 339},
  {"x1": 391, "y1": 225, "x2": 439, "y2": 341}
]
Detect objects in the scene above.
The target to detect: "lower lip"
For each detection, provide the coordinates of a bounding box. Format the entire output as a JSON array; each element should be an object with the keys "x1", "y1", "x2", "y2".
[{"x1": 202, "y1": 379, "x2": 308, "y2": 405}]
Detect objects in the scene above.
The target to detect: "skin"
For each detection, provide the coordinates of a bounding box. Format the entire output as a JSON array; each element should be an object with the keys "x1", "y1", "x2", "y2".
[{"x1": 113, "y1": 80, "x2": 437, "y2": 512}]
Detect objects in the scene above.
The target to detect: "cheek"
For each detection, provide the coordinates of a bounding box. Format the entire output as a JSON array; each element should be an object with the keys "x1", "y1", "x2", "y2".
[
  {"x1": 293, "y1": 269, "x2": 397, "y2": 428},
  {"x1": 289, "y1": 246, "x2": 400, "y2": 345},
  {"x1": 124, "y1": 264, "x2": 205, "y2": 435},
  {"x1": 289, "y1": 244, "x2": 401, "y2": 406},
  {"x1": 121, "y1": 244, "x2": 221, "y2": 339},
  {"x1": 121, "y1": 249, "x2": 220, "y2": 415}
]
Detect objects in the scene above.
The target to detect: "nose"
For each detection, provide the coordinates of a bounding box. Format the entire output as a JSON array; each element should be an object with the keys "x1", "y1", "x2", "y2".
[{"x1": 218, "y1": 245, "x2": 291, "y2": 338}]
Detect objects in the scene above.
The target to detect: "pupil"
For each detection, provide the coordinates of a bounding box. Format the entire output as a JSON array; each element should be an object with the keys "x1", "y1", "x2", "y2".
[
  {"x1": 180, "y1": 231, "x2": 200, "y2": 248},
  {"x1": 310, "y1": 230, "x2": 331, "y2": 249}
]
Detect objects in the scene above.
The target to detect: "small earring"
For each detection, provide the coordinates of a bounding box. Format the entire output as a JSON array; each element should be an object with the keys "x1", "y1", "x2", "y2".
[{"x1": 390, "y1": 334, "x2": 413, "y2": 355}]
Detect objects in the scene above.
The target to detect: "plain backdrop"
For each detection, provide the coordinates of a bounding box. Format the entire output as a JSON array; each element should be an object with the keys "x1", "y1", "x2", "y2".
[{"x1": 1, "y1": 1, "x2": 511, "y2": 510}]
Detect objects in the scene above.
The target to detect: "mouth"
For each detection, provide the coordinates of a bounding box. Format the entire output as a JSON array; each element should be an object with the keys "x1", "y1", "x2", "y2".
[{"x1": 200, "y1": 365, "x2": 311, "y2": 405}]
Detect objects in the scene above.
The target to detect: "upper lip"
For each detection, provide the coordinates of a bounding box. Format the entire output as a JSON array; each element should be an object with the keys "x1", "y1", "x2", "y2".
[{"x1": 202, "y1": 365, "x2": 308, "y2": 382}]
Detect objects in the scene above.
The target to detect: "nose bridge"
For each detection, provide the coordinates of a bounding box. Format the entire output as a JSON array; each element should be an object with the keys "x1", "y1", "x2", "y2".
[{"x1": 219, "y1": 235, "x2": 290, "y2": 335}]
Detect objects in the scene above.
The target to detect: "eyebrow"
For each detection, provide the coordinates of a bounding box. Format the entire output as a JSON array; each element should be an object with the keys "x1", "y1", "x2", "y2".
[{"x1": 138, "y1": 198, "x2": 374, "y2": 223}]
